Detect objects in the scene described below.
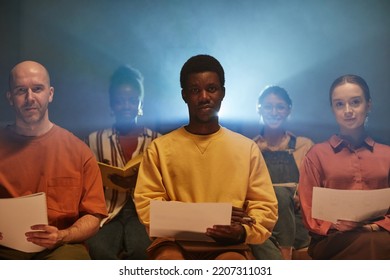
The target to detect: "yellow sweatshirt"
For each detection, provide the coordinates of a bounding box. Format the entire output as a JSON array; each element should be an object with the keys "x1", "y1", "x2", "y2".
[{"x1": 134, "y1": 126, "x2": 277, "y2": 244}]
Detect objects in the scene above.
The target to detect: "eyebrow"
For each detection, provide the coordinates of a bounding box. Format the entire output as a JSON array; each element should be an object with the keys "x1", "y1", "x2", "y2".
[
  {"x1": 13, "y1": 83, "x2": 45, "y2": 88},
  {"x1": 333, "y1": 96, "x2": 363, "y2": 100}
]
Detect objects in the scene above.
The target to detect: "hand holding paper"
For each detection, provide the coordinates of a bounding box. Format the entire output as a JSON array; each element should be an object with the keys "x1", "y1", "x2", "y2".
[
  {"x1": 98, "y1": 154, "x2": 143, "y2": 192},
  {"x1": 206, "y1": 223, "x2": 245, "y2": 244},
  {"x1": 0, "y1": 192, "x2": 48, "y2": 253},
  {"x1": 150, "y1": 200, "x2": 232, "y2": 242},
  {"x1": 108, "y1": 173, "x2": 138, "y2": 190},
  {"x1": 231, "y1": 206, "x2": 255, "y2": 226}
]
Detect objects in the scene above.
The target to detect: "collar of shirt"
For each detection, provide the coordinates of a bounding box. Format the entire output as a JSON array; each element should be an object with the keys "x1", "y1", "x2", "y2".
[
  {"x1": 109, "y1": 125, "x2": 151, "y2": 139},
  {"x1": 329, "y1": 134, "x2": 375, "y2": 153}
]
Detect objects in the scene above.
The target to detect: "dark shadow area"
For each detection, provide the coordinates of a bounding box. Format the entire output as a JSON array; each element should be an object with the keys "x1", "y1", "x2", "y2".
[{"x1": 1, "y1": 0, "x2": 389, "y2": 145}]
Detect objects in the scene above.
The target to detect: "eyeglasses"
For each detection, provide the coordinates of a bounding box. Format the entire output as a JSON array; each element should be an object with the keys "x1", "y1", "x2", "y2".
[{"x1": 258, "y1": 104, "x2": 290, "y2": 113}]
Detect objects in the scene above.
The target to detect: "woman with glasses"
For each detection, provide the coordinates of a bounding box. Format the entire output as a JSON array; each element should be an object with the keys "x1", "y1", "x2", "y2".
[
  {"x1": 298, "y1": 74, "x2": 390, "y2": 259},
  {"x1": 251, "y1": 85, "x2": 314, "y2": 259}
]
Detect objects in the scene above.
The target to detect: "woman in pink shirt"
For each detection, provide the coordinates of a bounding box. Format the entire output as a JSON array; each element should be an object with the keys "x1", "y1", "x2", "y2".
[{"x1": 298, "y1": 74, "x2": 390, "y2": 259}]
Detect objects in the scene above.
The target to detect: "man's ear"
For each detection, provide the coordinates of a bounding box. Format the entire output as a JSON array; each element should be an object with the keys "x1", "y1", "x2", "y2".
[
  {"x1": 181, "y1": 89, "x2": 188, "y2": 103},
  {"x1": 221, "y1": 86, "x2": 226, "y2": 100},
  {"x1": 6, "y1": 91, "x2": 13, "y2": 106},
  {"x1": 48, "y1": 86, "x2": 54, "y2": 103}
]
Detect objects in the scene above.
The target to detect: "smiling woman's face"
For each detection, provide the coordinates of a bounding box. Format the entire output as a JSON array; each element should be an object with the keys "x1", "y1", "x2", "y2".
[
  {"x1": 110, "y1": 84, "x2": 141, "y2": 125},
  {"x1": 259, "y1": 93, "x2": 291, "y2": 129}
]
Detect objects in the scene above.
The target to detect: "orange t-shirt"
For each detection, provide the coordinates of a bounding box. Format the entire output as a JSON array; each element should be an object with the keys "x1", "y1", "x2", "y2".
[{"x1": 0, "y1": 125, "x2": 108, "y2": 229}]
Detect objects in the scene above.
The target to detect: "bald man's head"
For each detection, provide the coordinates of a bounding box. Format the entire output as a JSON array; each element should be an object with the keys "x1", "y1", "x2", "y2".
[{"x1": 8, "y1": 61, "x2": 51, "y2": 91}]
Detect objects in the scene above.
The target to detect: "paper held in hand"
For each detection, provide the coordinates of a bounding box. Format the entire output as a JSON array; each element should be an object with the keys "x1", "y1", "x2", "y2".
[
  {"x1": 0, "y1": 192, "x2": 48, "y2": 253},
  {"x1": 98, "y1": 154, "x2": 143, "y2": 191},
  {"x1": 150, "y1": 200, "x2": 232, "y2": 242},
  {"x1": 312, "y1": 187, "x2": 390, "y2": 223}
]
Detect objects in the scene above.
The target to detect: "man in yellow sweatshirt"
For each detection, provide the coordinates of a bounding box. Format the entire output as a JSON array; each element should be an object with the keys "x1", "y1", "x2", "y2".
[{"x1": 134, "y1": 54, "x2": 277, "y2": 260}]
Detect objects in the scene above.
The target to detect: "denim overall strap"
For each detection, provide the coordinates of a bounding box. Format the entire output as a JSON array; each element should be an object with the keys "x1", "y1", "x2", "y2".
[
  {"x1": 261, "y1": 135, "x2": 299, "y2": 185},
  {"x1": 261, "y1": 135, "x2": 306, "y2": 248}
]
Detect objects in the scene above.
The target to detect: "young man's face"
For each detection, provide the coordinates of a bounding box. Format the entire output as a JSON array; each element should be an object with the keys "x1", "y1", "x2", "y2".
[{"x1": 181, "y1": 71, "x2": 225, "y2": 125}]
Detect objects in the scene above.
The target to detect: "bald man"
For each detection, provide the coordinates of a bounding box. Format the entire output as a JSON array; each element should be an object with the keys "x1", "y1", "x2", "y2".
[{"x1": 0, "y1": 61, "x2": 108, "y2": 260}]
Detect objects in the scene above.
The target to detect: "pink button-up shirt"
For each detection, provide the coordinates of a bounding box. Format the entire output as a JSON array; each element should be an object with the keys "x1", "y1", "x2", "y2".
[{"x1": 298, "y1": 135, "x2": 390, "y2": 235}]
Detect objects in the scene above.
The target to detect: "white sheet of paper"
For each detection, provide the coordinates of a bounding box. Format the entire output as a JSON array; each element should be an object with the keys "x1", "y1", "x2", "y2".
[
  {"x1": 150, "y1": 200, "x2": 232, "y2": 242},
  {"x1": 312, "y1": 187, "x2": 390, "y2": 223},
  {"x1": 0, "y1": 192, "x2": 48, "y2": 253}
]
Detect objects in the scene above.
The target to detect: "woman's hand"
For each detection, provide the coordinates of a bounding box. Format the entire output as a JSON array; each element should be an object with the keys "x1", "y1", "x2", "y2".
[
  {"x1": 109, "y1": 173, "x2": 138, "y2": 190},
  {"x1": 332, "y1": 220, "x2": 363, "y2": 232},
  {"x1": 331, "y1": 220, "x2": 382, "y2": 232}
]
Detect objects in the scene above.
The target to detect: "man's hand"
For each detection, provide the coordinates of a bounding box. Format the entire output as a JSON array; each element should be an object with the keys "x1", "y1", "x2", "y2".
[
  {"x1": 231, "y1": 206, "x2": 255, "y2": 226},
  {"x1": 206, "y1": 224, "x2": 245, "y2": 245},
  {"x1": 205, "y1": 206, "x2": 252, "y2": 244},
  {"x1": 25, "y1": 224, "x2": 64, "y2": 249}
]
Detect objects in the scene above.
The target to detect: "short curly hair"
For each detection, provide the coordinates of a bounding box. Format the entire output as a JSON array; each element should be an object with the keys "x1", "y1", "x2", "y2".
[{"x1": 180, "y1": 54, "x2": 225, "y2": 89}]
